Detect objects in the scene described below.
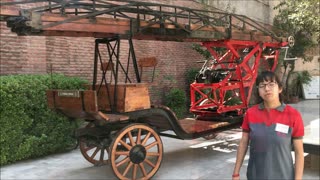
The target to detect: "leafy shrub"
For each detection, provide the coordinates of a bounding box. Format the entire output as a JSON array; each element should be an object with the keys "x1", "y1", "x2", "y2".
[
  {"x1": 186, "y1": 68, "x2": 200, "y2": 85},
  {"x1": 164, "y1": 88, "x2": 187, "y2": 119},
  {"x1": 185, "y1": 67, "x2": 203, "y2": 103},
  {"x1": 0, "y1": 74, "x2": 87, "y2": 165}
]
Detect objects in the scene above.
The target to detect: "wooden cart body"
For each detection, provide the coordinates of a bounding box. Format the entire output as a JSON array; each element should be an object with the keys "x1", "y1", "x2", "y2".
[
  {"x1": 46, "y1": 84, "x2": 241, "y2": 140},
  {"x1": 45, "y1": 84, "x2": 243, "y2": 179}
]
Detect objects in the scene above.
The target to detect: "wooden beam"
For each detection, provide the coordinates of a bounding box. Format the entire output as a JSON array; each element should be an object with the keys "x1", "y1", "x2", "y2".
[
  {"x1": 0, "y1": 7, "x2": 286, "y2": 43},
  {"x1": 41, "y1": 13, "x2": 131, "y2": 26},
  {"x1": 0, "y1": 6, "x2": 20, "y2": 17},
  {"x1": 41, "y1": 31, "x2": 117, "y2": 38},
  {"x1": 43, "y1": 22, "x2": 130, "y2": 34}
]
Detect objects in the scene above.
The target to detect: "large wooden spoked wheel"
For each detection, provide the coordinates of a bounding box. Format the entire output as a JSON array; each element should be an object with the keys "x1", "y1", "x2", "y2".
[
  {"x1": 79, "y1": 122, "x2": 109, "y2": 166},
  {"x1": 109, "y1": 124, "x2": 163, "y2": 180}
]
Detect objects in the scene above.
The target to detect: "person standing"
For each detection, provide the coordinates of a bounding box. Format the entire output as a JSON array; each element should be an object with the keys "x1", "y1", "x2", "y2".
[{"x1": 232, "y1": 71, "x2": 304, "y2": 180}]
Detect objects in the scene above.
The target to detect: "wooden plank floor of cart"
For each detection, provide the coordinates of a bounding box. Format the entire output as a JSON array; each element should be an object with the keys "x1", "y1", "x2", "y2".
[{"x1": 178, "y1": 118, "x2": 231, "y2": 134}]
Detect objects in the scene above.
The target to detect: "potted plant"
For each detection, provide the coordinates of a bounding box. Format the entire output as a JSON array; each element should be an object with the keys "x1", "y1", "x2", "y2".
[{"x1": 286, "y1": 70, "x2": 312, "y2": 103}]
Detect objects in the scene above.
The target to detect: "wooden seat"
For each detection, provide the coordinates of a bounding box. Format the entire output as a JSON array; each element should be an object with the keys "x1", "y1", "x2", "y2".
[
  {"x1": 97, "y1": 112, "x2": 129, "y2": 122},
  {"x1": 138, "y1": 57, "x2": 157, "y2": 68},
  {"x1": 138, "y1": 57, "x2": 157, "y2": 82},
  {"x1": 101, "y1": 62, "x2": 114, "y2": 71}
]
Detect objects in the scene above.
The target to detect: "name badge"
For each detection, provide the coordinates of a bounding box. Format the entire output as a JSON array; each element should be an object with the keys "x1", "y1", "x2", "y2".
[{"x1": 275, "y1": 123, "x2": 289, "y2": 134}]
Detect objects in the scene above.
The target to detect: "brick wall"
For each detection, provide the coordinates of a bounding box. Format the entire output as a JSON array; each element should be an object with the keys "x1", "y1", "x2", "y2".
[
  {"x1": 0, "y1": 0, "x2": 206, "y2": 105},
  {"x1": 0, "y1": 22, "x2": 47, "y2": 74},
  {"x1": 133, "y1": 40, "x2": 203, "y2": 104}
]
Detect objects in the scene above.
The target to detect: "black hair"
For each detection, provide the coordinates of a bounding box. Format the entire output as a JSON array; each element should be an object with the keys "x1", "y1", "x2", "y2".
[{"x1": 255, "y1": 71, "x2": 284, "y2": 103}]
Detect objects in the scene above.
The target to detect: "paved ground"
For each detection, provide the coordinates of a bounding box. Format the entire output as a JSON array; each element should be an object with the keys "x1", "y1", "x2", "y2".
[{"x1": 1, "y1": 100, "x2": 319, "y2": 179}]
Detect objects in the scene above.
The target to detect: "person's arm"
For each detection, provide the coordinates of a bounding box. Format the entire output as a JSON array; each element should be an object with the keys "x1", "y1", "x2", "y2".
[
  {"x1": 293, "y1": 139, "x2": 304, "y2": 180},
  {"x1": 232, "y1": 132, "x2": 249, "y2": 180}
]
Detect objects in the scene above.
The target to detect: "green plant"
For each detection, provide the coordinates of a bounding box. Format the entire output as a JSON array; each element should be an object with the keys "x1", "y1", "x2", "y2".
[
  {"x1": 186, "y1": 68, "x2": 200, "y2": 85},
  {"x1": 273, "y1": 0, "x2": 318, "y2": 100},
  {"x1": 164, "y1": 88, "x2": 187, "y2": 119},
  {"x1": 224, "y1": 90, "x2": 242, "y2": 106},
  {"x1": 185, "y1": 68, "x2": 201, "y2": 114},
  {"x1": 273, "y1": 0, "x2": 318, "y2": 62},
  {"x1": 0, "y1": 74, "x2": 87, "y2": 165},
  {"x1": 191, "y1": 44, "x2": 212, "y2": 60},
  {"x1": 288, "y1": 71, "x2": 312, "y2": 97}
]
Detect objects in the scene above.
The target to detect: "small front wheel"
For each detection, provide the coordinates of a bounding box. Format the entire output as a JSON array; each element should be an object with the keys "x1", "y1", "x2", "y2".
[
  {"x1": 109, "y1": 124, "x2": 163, "y2": 180},
  {"x1": 79, "y1": 122, "x2": 109, "y2": 166}
]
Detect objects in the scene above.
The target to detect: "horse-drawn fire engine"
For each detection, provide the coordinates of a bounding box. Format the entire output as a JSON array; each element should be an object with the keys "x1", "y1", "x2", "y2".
[{"x1": 0, "y1": 0, "x2": 294, "y2": 179}]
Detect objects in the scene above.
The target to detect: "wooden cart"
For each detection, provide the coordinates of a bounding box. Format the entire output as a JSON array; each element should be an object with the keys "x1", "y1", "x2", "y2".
[{"x1": 46, "y1": 84, "x2": 242, "y2": 180}]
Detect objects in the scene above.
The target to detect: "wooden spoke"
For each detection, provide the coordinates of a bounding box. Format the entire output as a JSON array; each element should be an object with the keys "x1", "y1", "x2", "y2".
[
  {"x1": 123, "y1": 162, "x2": 133, "y2": 177},
  {"x1": 144, "y1": 158, "x2": 156, "y2": 168},
  {"x1": 139, "y1": 163, "x2": 147, "y2": 177},
  {"x1": 99, "y1": 148, "x2": 105, "y2": 162},
  {"x1": 146, "y1": 152, "x2": 160, "y2": 157},
  {"x1": 145, "y1": 141, "x2": 158, "y2": 150},
  {"x1": 116, "y1": 157, "x2": 130, "y2": 167},
  {"x1": 132, "y1": 164, "x2": 138, "y2": 179},
  {"x1": 127, "y1": 131, "x2": 136, "y2": 146},
  {"x1": 115, "y1": 151, "x2": 130, "y2": 156},
  {"x1": 84, "y1": 146, "x2": 95, "y2": 152},
  {"x1": 119, "y1": 139, "x2": 132, "y2": 150},
  {"x1": 90, "y1": 147, "x2": 100, "y2": 159},
  {"x1": 136, "y1": 128, "x2": 142, "y2": 144},
  {"x1": 110, "y1": 124, "x2": 163, "y2": 180},
  {"x1": 141, "y1": 132, "x2": 151, "y2": 146}
]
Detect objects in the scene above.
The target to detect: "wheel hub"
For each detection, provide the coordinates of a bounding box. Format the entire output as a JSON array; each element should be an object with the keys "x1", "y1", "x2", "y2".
[{"x1": 129, "y1": 145, "x2": 146, "y2": 164}]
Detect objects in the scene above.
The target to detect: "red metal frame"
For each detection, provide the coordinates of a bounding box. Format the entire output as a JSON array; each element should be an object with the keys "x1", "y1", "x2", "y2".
[{"x1": 190, "y1": 39, "x2": 287, "y2": 117}]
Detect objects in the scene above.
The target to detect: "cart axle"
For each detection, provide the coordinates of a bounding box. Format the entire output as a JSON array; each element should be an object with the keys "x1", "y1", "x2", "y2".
[{"x1": 129, "y1": 145, "x2": 147, "y2": 164}]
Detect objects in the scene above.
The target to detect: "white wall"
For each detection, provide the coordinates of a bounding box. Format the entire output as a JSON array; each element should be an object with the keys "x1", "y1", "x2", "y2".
[{"x1": 196, "y1": 0, "x2": 281, "y2": 25}]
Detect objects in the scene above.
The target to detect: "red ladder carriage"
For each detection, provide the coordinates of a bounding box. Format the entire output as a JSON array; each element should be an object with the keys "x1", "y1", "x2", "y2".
[{"x1": 190, "y1": 40, "x2": 286, "y2": 118}]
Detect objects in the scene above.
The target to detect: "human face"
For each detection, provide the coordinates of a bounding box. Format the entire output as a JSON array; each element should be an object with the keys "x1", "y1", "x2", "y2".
[{"x1": 257, "y1": 81, "x2": 282, "y2": 103}]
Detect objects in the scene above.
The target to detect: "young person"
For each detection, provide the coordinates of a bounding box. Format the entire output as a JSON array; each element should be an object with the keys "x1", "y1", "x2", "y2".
[{"x1": 232, "y1": 71, "x2": 304, "y2": 180}]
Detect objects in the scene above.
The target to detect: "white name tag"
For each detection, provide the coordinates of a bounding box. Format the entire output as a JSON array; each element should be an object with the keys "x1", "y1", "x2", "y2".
[{"x1": 275, "y1": 123, "x2": 289, "y2": 134}]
